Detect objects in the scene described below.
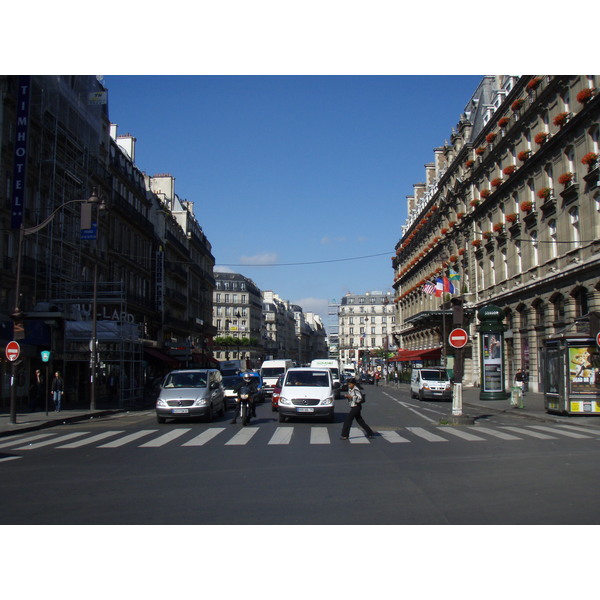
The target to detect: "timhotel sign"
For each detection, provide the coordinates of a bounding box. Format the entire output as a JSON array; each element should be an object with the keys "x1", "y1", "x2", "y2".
[{"x1": 12, "y1": 75, "x2": 31, "y2": 230}]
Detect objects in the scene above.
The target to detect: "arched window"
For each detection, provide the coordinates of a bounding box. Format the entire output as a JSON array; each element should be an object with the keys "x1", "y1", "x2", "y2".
[
  {"x1": 572, "y1": 287, "x2": 589, "y2": 318},
  {"x1": 548, "y1": 219, "x2": 558, "y2": 258},
  {"x1": 553, "y1": 294, "x2": 565, "y2": 323},
  {"x1": 544, "y1": 163, "x2": 554, "y2": 190}
]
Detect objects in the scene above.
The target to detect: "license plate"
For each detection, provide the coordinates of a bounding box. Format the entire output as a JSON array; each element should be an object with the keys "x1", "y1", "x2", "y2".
[
  {"x1": 172, "y1": 408, "x2": 189, "y2": 414},
  {"x1": 297, "y1": 407, "x2": 314, "y2": 413}
]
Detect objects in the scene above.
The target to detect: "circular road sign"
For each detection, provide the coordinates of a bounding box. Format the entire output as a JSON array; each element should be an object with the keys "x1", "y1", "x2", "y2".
[
  {"x1": 5, "y1": 340, "x2": 21, "y2": 362},
  {"x1": 449, "y1": 328, "x2": 468, "y2": 349},
  {"x1": 597, "y1": 331, "x2": 600, "y2": 347}
]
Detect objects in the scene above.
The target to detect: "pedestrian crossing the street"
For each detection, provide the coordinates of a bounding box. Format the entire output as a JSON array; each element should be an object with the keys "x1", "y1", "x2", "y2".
[{"x1": 1, "y1": 422, "x2": 600, "y2": 455}]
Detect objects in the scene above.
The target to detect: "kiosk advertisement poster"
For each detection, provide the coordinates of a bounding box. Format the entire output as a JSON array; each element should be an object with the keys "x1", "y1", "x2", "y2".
[
  {"x1": 482, "y1": 333, "x2": 503, "y2": 392},
  {"x1": 568, "y1": 346, "x2": 600, "y2": 395}
]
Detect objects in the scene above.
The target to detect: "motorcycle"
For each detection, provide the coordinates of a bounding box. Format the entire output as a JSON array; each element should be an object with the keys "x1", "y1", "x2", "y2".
[{"x1": 236, "y1": 384, "x2": 254, "y2": 426}]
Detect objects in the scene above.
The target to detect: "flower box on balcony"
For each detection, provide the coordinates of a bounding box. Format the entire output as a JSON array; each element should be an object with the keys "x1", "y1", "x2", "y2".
[
  {"x1": 527, "y1": 77, "x2": 542, "y2": 92},
  {"x1": 512, "y1": 98, "x2": 525, "y2": 111},
  {"x1": 577, "y1": 88, "x2": 595, "y2": 105},
  {"x1": 537, "y1": 187, "x2": 553, "y2": 200},
  {"x1": 458, "y1": 248, "x2": 465, "y2": 256},
  {"x1": 486, "y1": 132, "x2": 497, "y2": 144},
  {"x1": 553, "y1": 112, "x2": 571, "y2": 127},
  {"x1": 470, "y1": 199, "x2": 480, "y2": 208},
  {"x1": 480, "y1": 189, "x2": 491, "y2": 199},
  {"x1": 441, "y1": 228, "x2": 449, "y2": 235},
  {"x1": 449, "y1": 255, "x2": 458, "y2": 263},
  {"x1": 558, "y1": 172, "x2": 574, "y2": 186},
  {"x1": 493, "y1": 222, "x2": 504, "y2": 233},
  {"x1": 482, "y1": 231, "x2": 493, "y2": 240},
  {"x1": 534, "y1": 132, "x2": 549, "y2": 145},
  {"x1": 518, "y1": 150, "x2": 531, "y2": 162},
  {"x1": 448, "y1": 221, "x2": 457, "y2": 228},
  {"x1": 465, "y1": 159, "x2": 475, "y2": 168},
  {"x1": 498, "y1": 116, "x2": 510, "y2": 128},
  {"x1": 456, "y1": 212, "x2": 465, "y2": 220},
  {"x1": 520, "y1": 200, "x2": 534, "y2": 212},
  {"x1": 475, "y1": 146, "x2": 486, "y2": 156},
  {"x1": 503, "y1": 165, "x2": 517, "y2": 176},
  {"x1": 506, "y1": 213, "x2": 518, "y2": 224},
  {"x1": 582, "y1": 152, "x2": 598, "y2": 167},
  {"x1": 491, "y1": 177, "x2": 503, "y2": 188},
  {"x1": 471, "y1": 239, "x2": 482, "y2": 248}
]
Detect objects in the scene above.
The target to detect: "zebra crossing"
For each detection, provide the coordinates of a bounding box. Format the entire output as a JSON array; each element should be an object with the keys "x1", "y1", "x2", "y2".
[{"x1": 1, "y1": 422, "x2": 600, "y2": 455}]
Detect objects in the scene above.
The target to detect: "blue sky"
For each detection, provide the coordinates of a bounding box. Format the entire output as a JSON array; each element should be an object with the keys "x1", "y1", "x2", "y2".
[{"x1": 104, "y1": 75, "x2": 483, "y2": 323}]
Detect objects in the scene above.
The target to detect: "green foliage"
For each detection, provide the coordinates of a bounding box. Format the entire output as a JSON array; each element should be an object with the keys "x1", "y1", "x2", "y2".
[{"x1": 214, "y1": 336, "x2": 259, "y2": 347}]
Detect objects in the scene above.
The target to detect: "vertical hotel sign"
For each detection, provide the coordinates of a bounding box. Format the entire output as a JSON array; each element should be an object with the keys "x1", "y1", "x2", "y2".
[
  {"x1": 156, "y1": 248, "x2": 164, "y2": 312},
  {"x1": 12, "y1": 75, "x2": 31, "y2": 229}
]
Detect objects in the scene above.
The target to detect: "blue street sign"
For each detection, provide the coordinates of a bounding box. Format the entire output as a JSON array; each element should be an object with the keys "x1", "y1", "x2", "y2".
[{"x1": 81, "y1": 222, "x2": 97, "y2": 240}]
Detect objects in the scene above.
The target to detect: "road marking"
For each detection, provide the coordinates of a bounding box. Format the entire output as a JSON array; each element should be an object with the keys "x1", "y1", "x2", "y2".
[
  {"x1": 378, "y1": 431, "x2": 411, "y2": 443},
  {"x1": 555, "y1": 424, "x2": 600, "y2": 436},
  {"x1": 310, "y1": 427, "x2": 330, "y2": 445},
  {"x1": 98, "y1": 430, "x2": 158, "y2": 448},
  {"x1": 349, "y1": 427, "x2": 371, "y2": 443},
  {"x1": 268, "y1": 427, "x2": 294, "y2": 445},
  {"x1": 500, "y1": 426, "x2": 557, "y2": 439},
  {"x1": 437, "y1": 427, "x2": 485, "y2": 441},
  {"x1": 14, "y1": 432, "x2": 90, "y2": 450},
  {"x1": 57, "y1": 431, "x2": 125, "y2": 448},
  {"x1": 473, "y1": 427, "x2": 523, "y2": 440},
  {"x1": 182, "y1": 428, "x2": 226, "y2": 446},
  {"x1": 406, "y1": 427, "x2": 448, "y2": 442},
  {"x1": 225, "y1": 427, "x2": 259, "y2": 445},
  {"x1": 139, "y1": 428, "x2": 192, "y2": 447},
  {"x1": 0, "y1": 456, "x2": 22, "y2": 463},
  {"x1": 382, "y1": 392, "x2": 438, "y2": 423},
  {"x1": 0, "y1": 432, "x2": 58, "y2": 449},
  {"x1": 528, "y1": 425, "x2": 592, "y2": 439}
]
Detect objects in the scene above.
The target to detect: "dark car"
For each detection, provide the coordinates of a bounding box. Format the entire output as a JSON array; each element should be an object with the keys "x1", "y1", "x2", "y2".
[
  {"x1": 360, "y1": 372, "x2": 374, "y2": 385},
  {"x1": 271, "y1": 375, "x2": 283, "y2": 412}
]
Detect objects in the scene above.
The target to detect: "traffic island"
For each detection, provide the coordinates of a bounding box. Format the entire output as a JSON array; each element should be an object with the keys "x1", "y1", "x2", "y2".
[{"x1": 438, "y1": 415, "x2": 476, "y2": 425}]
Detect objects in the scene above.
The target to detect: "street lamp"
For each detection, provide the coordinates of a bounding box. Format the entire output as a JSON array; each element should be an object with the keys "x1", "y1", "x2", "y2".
[{"x1": 9, "y1": 188, "x2": 104, "y2": 424}]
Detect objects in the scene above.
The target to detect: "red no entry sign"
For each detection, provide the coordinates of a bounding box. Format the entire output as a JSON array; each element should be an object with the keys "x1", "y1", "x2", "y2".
[
  {"x1": 5, "y1": 340, "x2": 21, "y2": 361},
  {"x1": 449, "y1": 328, "x2": 468, "y2": 349}
]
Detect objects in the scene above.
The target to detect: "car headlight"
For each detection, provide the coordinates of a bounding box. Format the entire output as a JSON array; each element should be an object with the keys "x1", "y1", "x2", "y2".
[
  {"x1": 193, "y1": 398, "x2": 208, "y2": 406},
  {"x1": 321, "y1": 396, "x2": 334, "y2": 406},
  {"x1": 279, "y1": 396, "x2": 291, "y2": 405},
  {"x1": 156, "y1": 399, "x2": 167, "y2": 407}
]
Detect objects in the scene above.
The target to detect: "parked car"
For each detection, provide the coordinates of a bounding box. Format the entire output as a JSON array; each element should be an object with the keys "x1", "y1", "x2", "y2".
[
  {"x1": 410, "y1": 367, "x2": 452, "y2": 401},
  {"x1": 277, "y1": 367, "x2": 337, "y2": 423},
  {"x1": 271, "y1": 375, "x2": 283, "y2": 412},
  {"x1": 156, "y1": 369, "x2": 226, "y2": 423}
]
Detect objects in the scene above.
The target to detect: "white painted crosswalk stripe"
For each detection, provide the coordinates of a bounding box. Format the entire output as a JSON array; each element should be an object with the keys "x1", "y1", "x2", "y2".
[
  {"x1": 139, "y1": 428, "x2": 192, "y2": 447},
  {"x1": 349, "y1": 428, "x2": 370, "y2": 443},
  {"x1": 378, "y1": 431, "x2": 410, "y2": 443},
  {"x1": 406, "y1": 427, "x2": 448, "y2": 442},
  {"x1": 436, "y1": 427, "x2": 485, "y2": 441},
  {"x1": 528, "y1": 425, "x2": 592, "y2": 439},
  {"x1": 57, "y1": 431, "x2": 125, "y2": 448},
  {"x1": 473, "y1": 426, "x2": 523, "y2": 440},
  {"x1": 15, "y1": 432, "x2": 90, "y2": 450},
  {"x1": 500, "y1": 426, "x2": 557, "y2": 439},
  {"x1": 555, "y1": 424, "x2": 600, "y2": 436},
  {"x1": 268, "y1": 427, "x2": 294, "y2": 445},
  {"x1": 310, "y1": 427, "x2": 330, "y2": 445},
  {"x1": 225, "y1": 427, "x2": 259, "y2": 445},
  {"x1": 0, "y1": 432, "x2": 57, "y2": 449},
  {"x1": 182, "y1": 428, "x2": 226, "y2": 446},
  {"x1": 98, "y1": 430, "x2": 158, "y2": 448}
]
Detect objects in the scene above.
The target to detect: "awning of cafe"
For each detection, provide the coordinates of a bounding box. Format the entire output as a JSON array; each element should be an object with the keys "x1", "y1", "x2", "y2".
[
  {"x1": 144, "y1": 347, "x2": 181, "y2": 369},
  {"x1": 389, "y1": 347, "x2": 442, "y2": 362}
]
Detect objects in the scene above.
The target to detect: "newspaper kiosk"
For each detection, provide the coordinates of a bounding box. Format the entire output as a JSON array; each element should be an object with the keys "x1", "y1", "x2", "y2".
[{"x1": 542, "y1": 322, "x2": 600, "y2": 415}]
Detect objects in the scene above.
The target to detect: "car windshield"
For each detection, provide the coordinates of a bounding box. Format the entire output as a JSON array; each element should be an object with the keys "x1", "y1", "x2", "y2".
[
  {"x1": 262, "y1": 368, "x2": 285, "y2": 377},
  {"x1": 421, "y1": 370, "x2": 448, "y2": 381},
  {"x1": 222, "y1": 376, "x2": 241, "y2": 388},
  {"x1": 285, "y1": 371, "x2": 329, "y2": 387},
  {"x1": 163, "y1": 372, "x2": 208, "y2": 388}
]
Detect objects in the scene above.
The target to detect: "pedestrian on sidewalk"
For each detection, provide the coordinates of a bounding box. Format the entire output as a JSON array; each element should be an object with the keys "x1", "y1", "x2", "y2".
[
  {"x1": 340, "y1": 378, "x2": 375, "y2": 440},
  {"x1": 51, "y1": 371, "x2": 64, "y2": 412}
]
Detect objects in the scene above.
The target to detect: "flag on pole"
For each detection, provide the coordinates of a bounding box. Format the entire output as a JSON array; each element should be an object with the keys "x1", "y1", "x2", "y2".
[
  {"x1": 422, "y1": 281, "x2": 436, "y2": 294},
  {"x1": 435, "y1": 278, "x2": 444, "y2": 297},
  {"x1": 443, "y1": 276, "x2": 455, "y2": 294},
  {"x1": 449, "y1": 268, "x2": 460, "y2": 281}
]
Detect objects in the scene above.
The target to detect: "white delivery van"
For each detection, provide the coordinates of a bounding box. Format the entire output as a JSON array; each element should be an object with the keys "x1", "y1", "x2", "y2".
[
  {"x1": 342, "y1": 364, "x2": 356, "y2": 378},
  {"x1": 260, "y1": 359, "x2": 293, "y2": 397},
  {"x1": 277, "y1": 367, "x2": 337, "y2": 423},
  {"x1": 410, "y1": 367, "x2": 452, "y2": 401},
  {"x1": 310, "y1": 359, "x2": 341, "y2": 397}
]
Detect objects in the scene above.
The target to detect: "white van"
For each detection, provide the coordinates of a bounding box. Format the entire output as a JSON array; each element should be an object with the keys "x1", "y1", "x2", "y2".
[
  {"x1": 310, "y1": 359, "x2": 341, "y2": 397},
  {"x1": 410, "y1": 367, "x2": 452, "y2": 401},
  {"x1": 260, "y1": 359, "x2": 293, "y2": 397},
  {"x1": 277, "y1": 367, "x2": 337, "y2": 422},
  {"x1": 342, "y1": 364, "x2": 356, "y2": 378}
]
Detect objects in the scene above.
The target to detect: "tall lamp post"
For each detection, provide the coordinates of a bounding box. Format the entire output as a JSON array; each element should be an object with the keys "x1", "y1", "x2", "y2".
[{"x1": 9, "y1": 188, "x2": 104, "y2": 424}]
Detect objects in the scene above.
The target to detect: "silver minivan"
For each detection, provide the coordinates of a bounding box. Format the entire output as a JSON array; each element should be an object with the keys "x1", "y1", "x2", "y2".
[
  {"x1": 410, "y1": 367, "x2": 452, "y2": 401},
  {"x1": 156, "y1": 369, "x2": 225, "y2": 423}
]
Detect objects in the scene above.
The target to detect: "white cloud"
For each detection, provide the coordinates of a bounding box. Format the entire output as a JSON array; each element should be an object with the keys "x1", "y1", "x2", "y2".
[
  {"x1": 292, "y1": 297, "x2": 330, "y2": 319},
  {"x1": 214, "y1": 265, "x2": 235, "y2": 273},
  {"x1": 239, "y1": 252, "x2": 279, "y2": 265}
]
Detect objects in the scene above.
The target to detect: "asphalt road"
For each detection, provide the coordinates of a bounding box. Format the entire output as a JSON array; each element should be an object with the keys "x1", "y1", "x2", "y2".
[{"x1": 2, "y1": 384, "x2": 600, "y2": 524}]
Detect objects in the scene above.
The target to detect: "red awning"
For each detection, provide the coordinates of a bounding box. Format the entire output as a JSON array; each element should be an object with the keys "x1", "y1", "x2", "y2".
[
  {"x1": 144, "y1": 347, "x2": 180, "y2": 368},
  {"x1": 192, "y1": 351, "x2": 220, "y2": 368},
  {"x1": 389, "y1": 348, "x2": 442, "y2": 362}
]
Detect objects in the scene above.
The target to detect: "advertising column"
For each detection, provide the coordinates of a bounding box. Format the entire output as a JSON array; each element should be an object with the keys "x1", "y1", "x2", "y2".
[{"x1": 477, "y1": 304, "x2": 508, "y2": 401}]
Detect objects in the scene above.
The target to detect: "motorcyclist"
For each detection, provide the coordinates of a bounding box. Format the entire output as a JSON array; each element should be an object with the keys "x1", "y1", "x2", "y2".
[{"x1": 230, "y1": 372, "x2": 258, "y2": 424}]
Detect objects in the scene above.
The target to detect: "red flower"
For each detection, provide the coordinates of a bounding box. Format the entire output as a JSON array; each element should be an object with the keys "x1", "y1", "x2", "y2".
[
  {"x1": 558, "y1": 172, "x2": 574, "y2": 185},
  {"x1": 482, "y1": 231, "x2": 493, "y2": 240},
  {"x1": 465, "y1": 159, "x2": 475, "y2": 168},
  {"x1": 503, "y1": 165, "x2": 517, "y2": 176},
  {"x1": 518, "y1": 150, "x2": 531, "y2": 162},
  {"x1": 527, "y1": 77, "x2": 542, "y2": 91},
  {"x1": 449, "y1": 255, "x2": 458, "y2": 263},
  {"x1": 480, "y1": 188, "x2": 491, "y2": 198},
  {"x1": 577, "y1": 88, "x2": 595, "y2": 104},
  {"x1": 520, "y1": 200, "x2": 534, "y2": 212},
  {"x1": 553, "y1": 112, "x2": 570, "y2": 127},
  {"x1": 511, "y1": 98, "x2": 525, "y2": 111},
  {"x1": 498, "y1": 116, "x2": 510, "y2": 128},
  {"x1": 506, "y1": 213, "x2": 518, "y2": 224},
  {"x1": 491, "y1": 177, "x2": 503, "y2": 188},
  {"x1": 493, "y1": 222, "x2": 504, "y2": 233},
  {"x1": 471, "y1": 239, "x2": 482, "y2": 248},
  {"x1": 470, "y1": 199, "x2": 480, "y2": 207},
  {"x1": 486, "y1": 132, "x2": 497, "y2": 143},
  {"x1": 537, "y1": 188, "x2": 552, "y2": 200},
  {"x1": 582, "y1": 152, "x2": 599, "y2": 166},
  {"x1": 458, "y1": 248, "x2": 465, "y2": 255},
  {"x1": 456, "y1": 212, "x2": 465, "y2": 219},
  {"x1": 534, "y1": 132, "x2": 549, "y2": 145},
  {"x1": 475, "y1": 146, "x2": 486, "y2": 156},
  {"x1": 441, "y1": 228, "x2": 449, "y2": 235}
]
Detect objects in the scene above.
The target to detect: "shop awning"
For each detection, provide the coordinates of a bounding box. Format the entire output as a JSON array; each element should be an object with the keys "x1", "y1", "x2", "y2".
[
  {"x1": 144, "y1": 347, "x2": 181, "y2": 368},
  {"x1": 191, "y1": 351, "x2": 220, "y2": 368},
  {"x1": 389, "y1": 347, "x2": 442, "y2": 362}
]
